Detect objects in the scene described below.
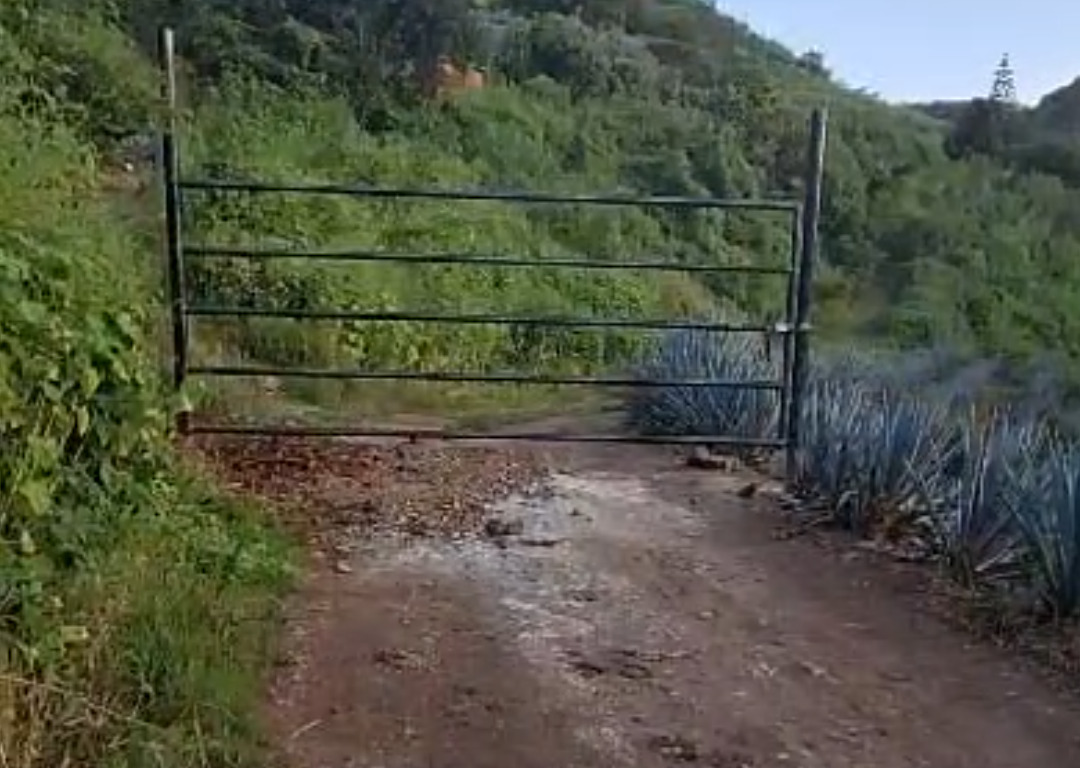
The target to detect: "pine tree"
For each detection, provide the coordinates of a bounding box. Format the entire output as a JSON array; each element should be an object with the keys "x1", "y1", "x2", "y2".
[
  {"x1": 946, "y1": 54, "x2": 1021, "y2": 159},
  {"x1": 990, "y1": 53, "x2": 1017, "y2": 104}
]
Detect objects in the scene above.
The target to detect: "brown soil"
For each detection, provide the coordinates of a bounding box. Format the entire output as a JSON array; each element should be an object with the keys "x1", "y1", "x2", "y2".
[
  {"x1": 183, "y1": 435, "x2": 547, "y2": 553},
  {"x1": 196, "y1": 437, "x2": 1080, "y2": 768}
]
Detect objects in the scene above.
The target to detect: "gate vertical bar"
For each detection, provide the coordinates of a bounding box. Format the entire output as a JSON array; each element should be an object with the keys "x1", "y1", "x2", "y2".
[
  {"x1": 785, "y1": 107, "x2": 828, "y2": 484},
  {"x1": 777, "y1": 205, "x2": 802, "y2": 445},
  {"x1": 158, "y1": 27, "x2": 189, "y2": 430}
]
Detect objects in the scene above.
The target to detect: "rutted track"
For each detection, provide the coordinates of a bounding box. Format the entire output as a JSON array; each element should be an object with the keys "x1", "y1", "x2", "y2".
[{"x1": 190, "y1": 436, "x2": 1080, "y2": 768}]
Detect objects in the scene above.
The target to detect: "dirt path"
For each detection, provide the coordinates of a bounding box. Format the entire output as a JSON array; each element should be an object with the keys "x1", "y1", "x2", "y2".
[{"x1": 264, "y1": 444, "x2": 1080, "y2": 768}]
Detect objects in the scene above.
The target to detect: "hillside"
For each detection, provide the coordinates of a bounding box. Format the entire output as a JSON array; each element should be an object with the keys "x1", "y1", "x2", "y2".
[
  {"x1": 12, "y1": 0, "x2": 1073, "y2": 387},
  {"x1": 136, "y1": 0, "x2": 1080, "y2": 395},
  {"x1": 5, "y1": 0, "x2": 1080, "y2": 765},
  {"x1": 916, "y1": 78, "x2": 1080, "y2": 138},
  {"x1": 1032, "y1": 77, "x2": 1080, "y2": 136},
  {"x1": 918, "y1": 74, "x2": 1080, "y2": 195}
]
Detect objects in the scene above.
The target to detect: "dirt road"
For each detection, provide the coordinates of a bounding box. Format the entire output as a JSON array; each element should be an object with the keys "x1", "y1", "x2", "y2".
[{"x1": 264, "y1": 444, "x2": 1080, "y2": 768}]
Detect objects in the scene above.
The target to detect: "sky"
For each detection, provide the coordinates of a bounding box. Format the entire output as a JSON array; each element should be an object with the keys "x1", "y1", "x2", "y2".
[{"x1": 716, "y1": 1, "x2": 1080, "y2": 105}]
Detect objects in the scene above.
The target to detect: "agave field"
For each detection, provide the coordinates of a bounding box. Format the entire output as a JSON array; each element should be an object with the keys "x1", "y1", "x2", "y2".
[{"x1": 629, "y1": 331, "x2": 1080, "y2": 623}]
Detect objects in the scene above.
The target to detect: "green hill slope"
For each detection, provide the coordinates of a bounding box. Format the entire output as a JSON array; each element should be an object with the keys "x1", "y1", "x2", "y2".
[
  {"x1": 1032, "y1": 77, "x2": 1080, "y2": 137},
  {"x1": 19, "y1": 0, "x2": 1075, "y2": 387},
  {"x1": 136, "y1": 0, "x2": 1080, "y2": 386}
]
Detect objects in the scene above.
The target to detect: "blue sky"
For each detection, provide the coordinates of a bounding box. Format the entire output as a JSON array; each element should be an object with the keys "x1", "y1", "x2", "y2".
[{"x1": 716, "y1": 1, "x2": 1080, "y2": 105}]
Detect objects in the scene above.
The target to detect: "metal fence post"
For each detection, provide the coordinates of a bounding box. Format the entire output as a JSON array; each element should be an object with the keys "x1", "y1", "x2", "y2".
[
  {"x1": 158, "y1": 27, "x2": 189, "y2": 432},
  {"x1": 785, "y1": 107, "x2": 828, "y2": 485}
]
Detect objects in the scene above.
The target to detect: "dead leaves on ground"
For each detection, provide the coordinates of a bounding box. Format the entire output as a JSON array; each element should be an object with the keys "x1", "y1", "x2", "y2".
[{"x1": 180, "y1": 435, "x2": 547, "y2": 551}]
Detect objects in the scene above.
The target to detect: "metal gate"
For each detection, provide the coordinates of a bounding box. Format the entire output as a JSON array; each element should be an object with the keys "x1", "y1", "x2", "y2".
[{"x1": 157, "y1": 28, "x2": 826, "y2": 471}]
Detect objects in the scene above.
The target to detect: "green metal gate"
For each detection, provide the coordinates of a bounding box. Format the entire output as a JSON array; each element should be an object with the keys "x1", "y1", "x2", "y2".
[{"x1": 157, "y1": 28, "x2": 827, "y2": 471}]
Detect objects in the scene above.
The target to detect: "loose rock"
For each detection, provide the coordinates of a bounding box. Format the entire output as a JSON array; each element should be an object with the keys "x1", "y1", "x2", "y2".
[
  {"x1": 484, "y1": 517, "x2": 525, "y2": 539},
  {"x1": 686, "y1": 446, "x2": 727, "y2": 470}
]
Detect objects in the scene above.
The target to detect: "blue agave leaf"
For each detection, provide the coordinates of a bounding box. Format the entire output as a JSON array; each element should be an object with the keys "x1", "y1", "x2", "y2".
[
  {"x1": 626, "y1": 329, "x2": 779, "y2": 442},
  {"x1": 1008, "y1": 438, "x2": 1080, "y2": 619},
  {"x1": 937, "y1": 411, "x2": 1043, "y2": 586}
]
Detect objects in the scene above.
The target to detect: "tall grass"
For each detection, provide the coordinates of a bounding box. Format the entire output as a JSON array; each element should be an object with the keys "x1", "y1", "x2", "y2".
[{"x1": 628, "y1": 331, "x2": 1080, "y2": 622}]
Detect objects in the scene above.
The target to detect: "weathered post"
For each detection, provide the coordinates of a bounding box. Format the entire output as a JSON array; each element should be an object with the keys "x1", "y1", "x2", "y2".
[
  {"x1": 158, "y1": 27, "x2": 190, "y2": 433},
  {"x1": 785, "y1": 107, "x2": 828, "y2": 484}
]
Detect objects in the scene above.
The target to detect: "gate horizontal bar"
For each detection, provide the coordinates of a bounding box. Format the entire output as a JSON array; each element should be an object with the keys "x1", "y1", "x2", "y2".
[
  {"x1": 178, "y1": 178, "x2": 800, "y2": 212},
  {"x1": 188, "y1": 364, "x2": 785, "y2": 390},
  {"x1": 184, "y1": 245, "x2": 792, "y2": 275},
  {"x1": 185, "y1": 305, "x2": 774, "y2": 333},
  {"x1": 184, "y1": 421, "x2": 789, "y2": 448}
]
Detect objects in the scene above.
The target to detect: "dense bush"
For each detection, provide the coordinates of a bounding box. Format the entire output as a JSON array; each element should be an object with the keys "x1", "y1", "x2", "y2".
[
  {"x1": 109, "y1": 0, "x2": 1080, "y2": 398},
  {"x1": 19, "y1": 0, "x2": 1080, "y2": 387},
  {"x1": 0, "y1": 27, "x2": 291, "y2": 768}
]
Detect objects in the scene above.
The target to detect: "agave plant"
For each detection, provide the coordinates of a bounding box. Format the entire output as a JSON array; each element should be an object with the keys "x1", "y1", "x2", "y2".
[
  {"x1": 625, "y1": 329, "x2": 779, "y2": 443},
  {"x1": 858, "y1": 388, "x2": 960, "y2": 534},
  {"x1": 1007, "y1": 438, "x2": 1080, "y2": 620},
  {"x1": 934, "y1": 411, "x2": 1045, "y2": 588},
  {"x1": 794, "y1": 372, "x2": 868, "y2": 523},
  {"x1": 797, "y1": 370, "x2": 959, "y2": 535}
]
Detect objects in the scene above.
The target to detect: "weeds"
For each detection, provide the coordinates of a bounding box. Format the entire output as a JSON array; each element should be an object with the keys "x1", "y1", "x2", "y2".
[{"x1": 0, "y1": 57, "x2": 294, "y2": 766}]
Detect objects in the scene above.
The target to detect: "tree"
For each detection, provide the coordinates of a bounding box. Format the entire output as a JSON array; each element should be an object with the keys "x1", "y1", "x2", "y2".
[
  {"x1": 797, "y1": 49, "x2": 828, "y2": 77},
  {"x1": 945, "y1": 54, "x2": 1021, "y2": 159},
  {"x1": 990, "y1": 53, "x2": 1017, "y2": 105},
  {"x1": 364, "y1": 0, "x2": 476, "y2": 85}
]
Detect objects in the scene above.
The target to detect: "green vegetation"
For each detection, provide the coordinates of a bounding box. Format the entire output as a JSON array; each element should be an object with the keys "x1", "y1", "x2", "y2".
[
  {"x1": 929, "y1": 55, "x2": 1080, "y2": 190},
  {"x1": 154, "y1": 0, "x2": 1080, "y2": 402},
  {"x1": 6, "y1": 0, "x2": 1080, "y2": 763},
  {"x1": 0, "y1": 7, "x2": 292, "y2": 767}
]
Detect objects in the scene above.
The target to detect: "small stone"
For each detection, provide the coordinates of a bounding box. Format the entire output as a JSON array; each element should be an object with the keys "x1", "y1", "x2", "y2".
[
  {"x1": 736, "y1": 482, "x2": 759, "y2": 499},
  {"x1": 518, "y1": 536, "x2": 563, "y2": 548},
  {"x1": 484, "y1": 517, "x2": 524, "y2": 538},
  {"x1": 686, "y1": 446, "x2": 726, "y2": 470},
  {"x1": 799, "y1": 660, "x2": 831, "y2": 679},
  {"x1": 569, "y1": 588, "x2": 600, "y2": 603},
  {"x1": 333, "y1": 561, "x2": 353, "y2": 574},
  {"x1": 649, "y1": 734, "x2": 699, "y2": 762}
]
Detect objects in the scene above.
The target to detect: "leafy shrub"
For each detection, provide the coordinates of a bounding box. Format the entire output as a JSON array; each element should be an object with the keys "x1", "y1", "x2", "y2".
[
  {"x1": 0, "y1": 62, "x2": 292, "y2": 767},
  {"x1": 180, "y1": 81, "x2": 715, "y2": 401},
  {"x1": 0, "y1": 8, "x2": 157, "y2": 145}
]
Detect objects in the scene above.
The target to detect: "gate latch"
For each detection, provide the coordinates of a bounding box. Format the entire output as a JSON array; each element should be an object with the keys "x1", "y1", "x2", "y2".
[
  {"x1": 764, "y1": 321, "x2": 790, "y2": 363},
  {"x1": 763, "y1": 321, "x2": 812, "y2": 362}
]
